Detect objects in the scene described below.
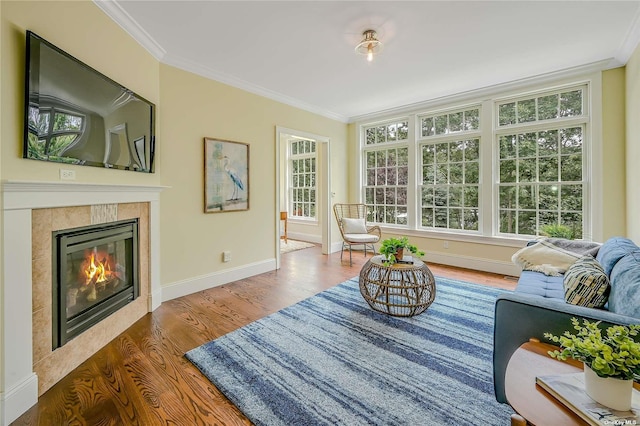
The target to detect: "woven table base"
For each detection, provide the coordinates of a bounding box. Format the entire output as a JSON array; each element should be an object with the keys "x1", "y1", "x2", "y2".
[{"x1": 359, "y1": 255, "x2": 436, "y2": 317}]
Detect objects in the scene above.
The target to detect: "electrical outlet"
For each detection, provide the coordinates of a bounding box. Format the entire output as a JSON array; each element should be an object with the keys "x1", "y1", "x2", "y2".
[
  {"x1": 223, "y1": 251, "x2": 231, "y2": 262},
  {"x1": 60, "y1": 169, "x2": 76, "y2": 180},
  {"x1": 443, "y1": 241, "x2": 449, "y2": 249}
]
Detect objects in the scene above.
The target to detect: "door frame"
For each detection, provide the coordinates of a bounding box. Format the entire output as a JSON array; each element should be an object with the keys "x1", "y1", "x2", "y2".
[{"x1": 275, "y1": 126, "x2": 331, "y2": 269}]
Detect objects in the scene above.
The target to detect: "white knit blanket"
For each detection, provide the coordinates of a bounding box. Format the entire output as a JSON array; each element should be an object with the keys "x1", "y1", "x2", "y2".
[{"x1": 511, "y1": 239, "x2": 581, "y2": 276}]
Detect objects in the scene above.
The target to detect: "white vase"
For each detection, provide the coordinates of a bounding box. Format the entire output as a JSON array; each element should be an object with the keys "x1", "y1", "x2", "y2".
[{"x1": 584, "y1": 365, "x2": 633, "y2": 411}]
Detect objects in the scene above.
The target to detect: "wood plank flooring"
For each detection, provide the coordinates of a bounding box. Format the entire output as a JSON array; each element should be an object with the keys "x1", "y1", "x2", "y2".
[{"x1": 13, "y1": 245, "x2": 516, "y2": 425}]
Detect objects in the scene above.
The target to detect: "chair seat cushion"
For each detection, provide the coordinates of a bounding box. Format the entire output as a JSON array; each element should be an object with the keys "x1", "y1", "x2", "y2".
[
  {"x1": 344, "y1": 233, "x2": 379, "y2": 243},
  {"x1": 342, "y1": 217, "x2": 367, "y2": 234}
]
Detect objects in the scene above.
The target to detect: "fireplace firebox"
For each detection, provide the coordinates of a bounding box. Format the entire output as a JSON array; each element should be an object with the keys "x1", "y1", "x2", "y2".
[{"x1": 52, "y1": 219, "x2": 139, "y2": 348}]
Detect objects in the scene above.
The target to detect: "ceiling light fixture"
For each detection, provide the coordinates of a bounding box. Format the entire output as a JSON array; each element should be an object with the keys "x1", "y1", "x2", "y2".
[{"x1": 355, "y1": 29, "x2": 382, "y2": 62}]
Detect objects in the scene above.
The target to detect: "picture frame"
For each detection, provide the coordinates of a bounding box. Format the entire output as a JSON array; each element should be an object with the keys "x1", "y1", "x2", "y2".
[{"x1": 204, "y1": 137, "x2": 249, "y2": 213}]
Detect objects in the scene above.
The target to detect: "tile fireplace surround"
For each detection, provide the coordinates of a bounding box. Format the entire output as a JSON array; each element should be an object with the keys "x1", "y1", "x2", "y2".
[{"x1": 1, "y1": 181, "x2": 164, "y2": 425}]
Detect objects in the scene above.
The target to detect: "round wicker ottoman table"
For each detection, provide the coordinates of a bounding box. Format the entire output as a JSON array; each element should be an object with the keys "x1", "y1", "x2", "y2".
[{"x1": 359, "y1": 255, "x2": 436, "y2": 317}]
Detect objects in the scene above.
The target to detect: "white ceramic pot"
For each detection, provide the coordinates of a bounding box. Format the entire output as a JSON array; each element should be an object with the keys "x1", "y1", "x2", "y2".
[{"x1": 584, "y1": 365, "x2": 633, "y2": 411}]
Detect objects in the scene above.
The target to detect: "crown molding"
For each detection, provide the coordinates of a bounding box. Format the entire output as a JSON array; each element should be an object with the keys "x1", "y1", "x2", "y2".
[
  {"x1": 162, "y1": 53, "x2": 349, "y2": 123},
  {"x1": 93, "y1": 0, "x2": 166, "y2": 60},
  {"x1": 616, "y1": 5, "x2": 640, "y2": 64}
]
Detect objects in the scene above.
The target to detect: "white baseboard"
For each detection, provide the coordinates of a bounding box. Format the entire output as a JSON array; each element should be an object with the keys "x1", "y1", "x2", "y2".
[
  {"x1": 330, "y1": 241, "x2": 344, "y2": 253},
  {"x1": 288, "y1": 232, "x2": 322, "y2": 244},
  {"x1": 330, "y1": 242, "x2": 376, "y2": 256},
  {"x1": 149, "y1": 289, "x2": 162, "y2": 311},
  {"x1": 328, "y1": 244, "x2": 519, "y2": 277},
  {"x1": 161, "y1": 259, "x2": 277, "y2": 301},
  {"x1": 424, "y1": 251, "x2": 521, "y2": 277},
  {"x1": 1, "y1": 373, "x2": 38, "y2": 425}
]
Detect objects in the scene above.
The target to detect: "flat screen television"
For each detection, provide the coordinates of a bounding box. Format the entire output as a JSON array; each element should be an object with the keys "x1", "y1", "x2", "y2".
[{"x1": 24, "y1": 31, "x2": 155, "y2": 173}]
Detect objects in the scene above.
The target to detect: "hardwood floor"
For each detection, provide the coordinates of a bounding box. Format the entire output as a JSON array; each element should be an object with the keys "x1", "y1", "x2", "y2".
[{"x1": 13, "y1": 245, "x2": 516, "y2": 425}]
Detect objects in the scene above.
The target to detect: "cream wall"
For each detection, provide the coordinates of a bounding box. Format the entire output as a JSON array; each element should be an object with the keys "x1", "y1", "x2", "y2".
[
  {"x1": 626, "y1": 44, "x2": 640, "y2": 242},
  {"x1": 158, "y1": 64, "x2": 347, "y2": 286},
  {"x1": 601, "y1": 68, "x2": 627, "y2": 238}
]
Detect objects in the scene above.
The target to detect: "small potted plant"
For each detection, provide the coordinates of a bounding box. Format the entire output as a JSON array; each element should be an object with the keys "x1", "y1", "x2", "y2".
[
  {"x1": 379, "y1": 236, "x2": 425, "y2": 265},
  {"x1": 544, "y1": 317, "x2": 640, "y2": 411}
]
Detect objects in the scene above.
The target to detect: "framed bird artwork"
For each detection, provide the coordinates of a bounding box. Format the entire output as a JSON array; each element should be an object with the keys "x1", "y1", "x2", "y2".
[{"x1": 204, "y1": 137, "x2": 249, "y2": 213}]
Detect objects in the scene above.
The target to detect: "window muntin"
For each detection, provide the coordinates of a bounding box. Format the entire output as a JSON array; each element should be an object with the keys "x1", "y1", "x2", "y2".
[
  {"x1": 364, "y1": 146, "x2": 409, "y2": 225},
  {"x1": 497, "y1": 89, "x2": 584, "y2": 127},
  {"x1": 420, "y1": 108, "x2": 479, "y2": 137},
  {"x1": 497, "y1": 126, "x2": 584, "y2": 238},
  {"x1": 365, "y1": 121, "x2": 409, "y2": 145},
  {"x1": 363, "y1": 119, "x2": 409, "y2": 225},
  {"x1": 420, "y1": 139, "x2": 480, "y2": 231},
  {"x1": 289, "y1": 140, "x2": 317, "y2": 219}
]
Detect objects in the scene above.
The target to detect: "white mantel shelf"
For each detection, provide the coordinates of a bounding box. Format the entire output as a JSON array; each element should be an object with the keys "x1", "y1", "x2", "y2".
[
  {"x1": 2, "y1": 180, "x2": 169, "y2": 210},
  {"x1": 1, "y1": 180, "x2": 167, "y2": 425}
]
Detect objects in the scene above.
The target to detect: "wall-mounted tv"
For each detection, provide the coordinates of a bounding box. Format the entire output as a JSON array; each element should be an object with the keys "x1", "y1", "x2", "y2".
[{"x1": 24, "y1": 31, "x2": 155, "y2": 173}]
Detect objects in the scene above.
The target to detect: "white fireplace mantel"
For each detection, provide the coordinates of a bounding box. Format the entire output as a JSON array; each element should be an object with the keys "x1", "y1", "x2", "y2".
[{"x1": 1, "y1": 180, "x2": 167, "y2": 425}]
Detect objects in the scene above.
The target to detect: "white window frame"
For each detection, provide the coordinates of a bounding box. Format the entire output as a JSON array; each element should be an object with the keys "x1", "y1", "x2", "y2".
[
  {"x1": 361, "y1": 118, "x2": 412, "y2": 227},
  {"x1": 288, "y1": 139, "x2": 318, "y2": 222},
  {"x1": 356, "y1": 73, "x2": 602, "y2": 245},
  {"x1": 493, "y1": 84, "x2": 590, "y2": 239},
  {"x1": 417, "y1": 105, "x2": 483, "y2": 234}
]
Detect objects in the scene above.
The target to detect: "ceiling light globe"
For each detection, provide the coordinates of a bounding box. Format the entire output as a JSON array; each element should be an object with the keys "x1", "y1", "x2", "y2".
[{"x1": 355, "y1": 29, "x2": 382, "y2": 62}]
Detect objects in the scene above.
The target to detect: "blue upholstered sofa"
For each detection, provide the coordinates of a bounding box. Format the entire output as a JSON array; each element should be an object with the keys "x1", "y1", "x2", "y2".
[{"x1": 493, "y1": 237, "x2": 640, "y2": 404}]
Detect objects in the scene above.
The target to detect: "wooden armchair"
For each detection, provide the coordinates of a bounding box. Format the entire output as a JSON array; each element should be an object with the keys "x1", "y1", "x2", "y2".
[{"x1": 333, "y1": 203, "x2": 381, "y2": 266}]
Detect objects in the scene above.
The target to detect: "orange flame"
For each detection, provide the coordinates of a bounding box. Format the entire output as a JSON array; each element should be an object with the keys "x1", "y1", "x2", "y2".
[{"x1": 84, "y1": 252, "x2": 112, "y2": 285}]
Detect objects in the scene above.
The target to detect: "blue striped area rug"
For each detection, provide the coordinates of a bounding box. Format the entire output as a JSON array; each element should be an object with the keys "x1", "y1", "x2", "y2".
[{"x1": 186, "y1": 277, "x2": 514, "y2": 425}]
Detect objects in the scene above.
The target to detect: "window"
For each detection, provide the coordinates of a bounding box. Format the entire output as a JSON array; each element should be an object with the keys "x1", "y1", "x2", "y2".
[
  {"x1": 27, "y1": 104, "x2": 85, "y2": 162},
  {"x1": 418, "y1": 107, "x2": 481, "y2": 232},
  {"x1": 496, "y1": 87, "x2": 586, "y2": 238},
  {"x1": 358, "y1": 82, "x2": 591, "y2": 240},
  {"x1": 289, "y1": 139, "x2": 317, "y2": 219},
  {"x1": 420, "y1": 139, "x2": 480, "y2": 231},
  {"x1": 497, "y1": 127, "x2": 584, "y2": 238},
  {"x1": 363, "y1": 120, "x2": 409, "y2": 225}
]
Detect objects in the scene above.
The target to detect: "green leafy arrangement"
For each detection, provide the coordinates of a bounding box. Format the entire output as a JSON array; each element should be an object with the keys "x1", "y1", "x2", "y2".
[
  {"x1": 544, "y1": 317, "x2": 640, "y2": 380},
  {"x1": 379, "y1": 236, "x2": 425, "y2": 266},
  {"x1": 539, "y1": 223, "x2": 574, "y2": 239}
]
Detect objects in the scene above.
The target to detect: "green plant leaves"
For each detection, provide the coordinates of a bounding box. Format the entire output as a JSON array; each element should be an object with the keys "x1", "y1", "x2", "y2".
[
  {"x1": 379, "y1": 236, "x2": 425, "y2": 265},
  {"x1": 544, "y1": 318, "x2": 640, "y2": 380}
]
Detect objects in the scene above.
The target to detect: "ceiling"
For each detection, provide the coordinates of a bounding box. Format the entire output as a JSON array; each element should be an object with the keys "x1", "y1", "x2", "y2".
[{"x1": 97, "y1": 1, "x2": 640, "y2": 122}]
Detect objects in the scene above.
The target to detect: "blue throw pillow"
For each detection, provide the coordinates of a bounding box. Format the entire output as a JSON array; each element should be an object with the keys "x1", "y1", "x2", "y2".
[
  {"x1": 563, "y1": 255, "x2": 610, "y2": 308},
  {"x1": 608, "y1": 251, "x2": 640, "y2": 318},
  {"x1": 596, "y1": 237, "x2": 639, "y2": 277}
]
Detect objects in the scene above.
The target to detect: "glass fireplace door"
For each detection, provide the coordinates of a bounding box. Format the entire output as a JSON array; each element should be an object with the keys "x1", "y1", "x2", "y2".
[{"x1": 53, "y1": 219, "x2": 139, "y2": 348}]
